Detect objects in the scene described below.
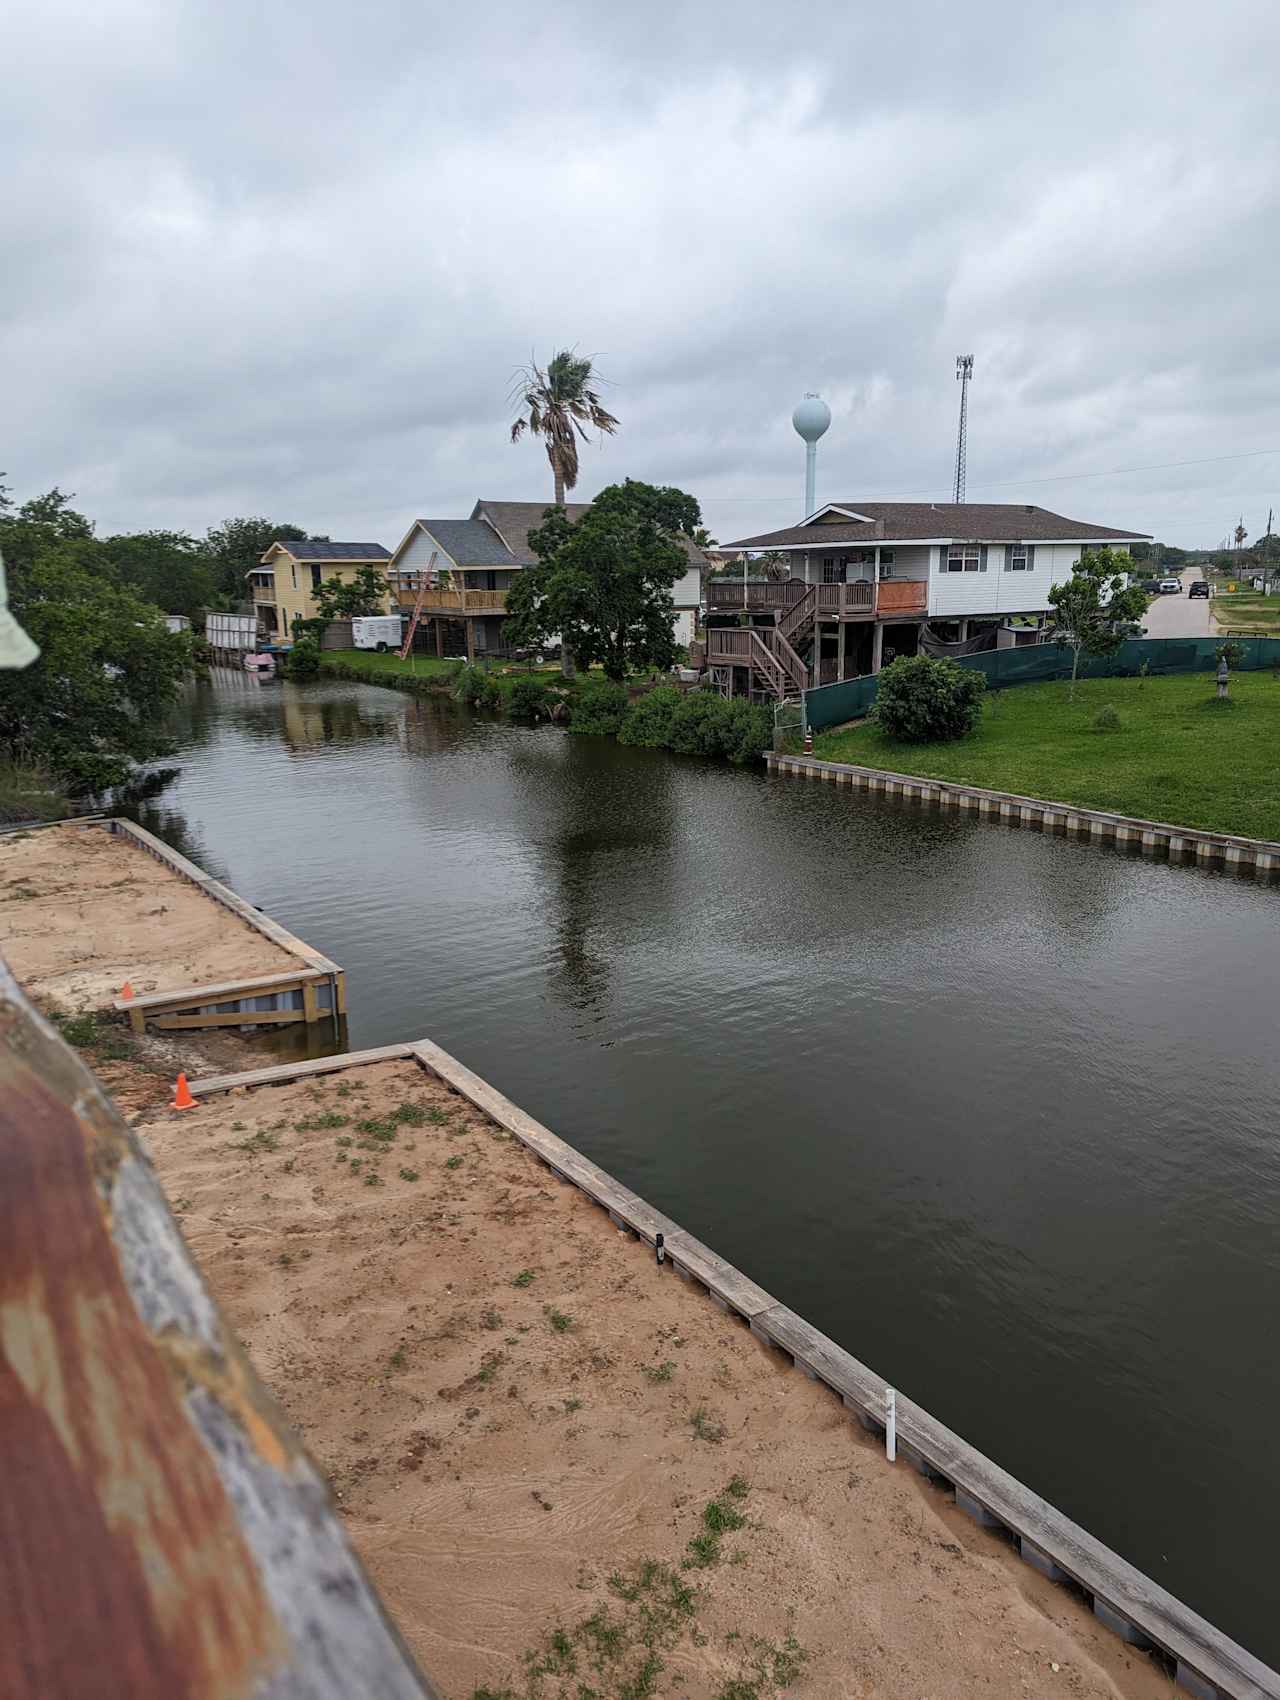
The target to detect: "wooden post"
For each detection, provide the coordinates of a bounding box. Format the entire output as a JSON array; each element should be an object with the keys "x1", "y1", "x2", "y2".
[
  {"x1": 465, "y1": 619, "x2": 476, "y2": 663},
  {"x1": 434, "y1": 616, "x2": 444, "y2": 657},
  {"x1": 302, "y1": 979, "x2": 320, "y2": 1024},
  {"x1": 871, "y1": 622, "x2": 885, "y2": 674},
  {"x1": 837, "y1": 619, "x2": 846, "y2": 682}
]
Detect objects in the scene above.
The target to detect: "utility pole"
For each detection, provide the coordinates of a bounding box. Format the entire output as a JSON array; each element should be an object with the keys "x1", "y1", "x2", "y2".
[{"x1": 953, "y1": 355, "x2": 974, "y2": 503}]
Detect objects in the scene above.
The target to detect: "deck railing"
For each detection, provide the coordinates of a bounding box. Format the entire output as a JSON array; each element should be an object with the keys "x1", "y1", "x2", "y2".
[
  {"x1": 707, "y1": 578, "x2": 927, "y2": 617},
  {"x1": 706, "y1": 578, "x2": 809, "y2": 611},
  {"x1": 876, "y1": 580, "x2": 928, "y2": 614},
  {"x1": 389, "y1": 583, "x2": 508, "y2": 614}
]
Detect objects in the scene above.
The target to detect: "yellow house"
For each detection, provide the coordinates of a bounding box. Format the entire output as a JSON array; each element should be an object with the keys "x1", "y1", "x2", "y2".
[{"x1": 251, "y1": 540, "x2": 392, "y2": 639}]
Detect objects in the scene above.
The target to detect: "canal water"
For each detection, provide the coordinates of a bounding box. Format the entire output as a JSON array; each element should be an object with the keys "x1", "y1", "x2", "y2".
[{"x1": 135, "y1": 672, "x2": 1280, "y2": 1666}]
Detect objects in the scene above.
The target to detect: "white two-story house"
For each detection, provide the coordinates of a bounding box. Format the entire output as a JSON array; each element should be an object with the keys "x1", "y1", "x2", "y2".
[{"x1": 708, "y1": 502, "x2": 1150, "y2": 696}]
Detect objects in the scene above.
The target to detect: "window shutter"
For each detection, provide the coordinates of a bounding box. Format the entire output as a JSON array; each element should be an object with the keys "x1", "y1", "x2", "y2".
[
  {"x1": 980, "y1": 545, "x2": 988, "y2": 573},
  {"x1": 1026, "y1": 544, "x2": 1036, "y2": 572}
]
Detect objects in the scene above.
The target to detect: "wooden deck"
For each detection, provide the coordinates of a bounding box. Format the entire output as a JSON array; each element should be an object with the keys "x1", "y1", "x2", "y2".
[{"x1": 389, "y1": 582, "x2": 508, "y2": 615}]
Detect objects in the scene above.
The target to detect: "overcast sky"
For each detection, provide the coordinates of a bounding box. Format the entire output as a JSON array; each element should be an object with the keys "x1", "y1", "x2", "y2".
[{"x1": 6, "y1": 0, "x2": 1279, "y2": 550}]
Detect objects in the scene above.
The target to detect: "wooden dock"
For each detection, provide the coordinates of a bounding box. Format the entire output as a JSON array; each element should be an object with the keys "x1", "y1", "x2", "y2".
[{"x1": 185, "y1": 1038, "x2": 1280, "y2": 1700}]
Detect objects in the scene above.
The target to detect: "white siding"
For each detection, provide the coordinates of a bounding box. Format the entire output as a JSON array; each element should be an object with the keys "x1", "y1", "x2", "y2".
[
  {"x1": 928, "y1": 542, "x2": 1131, "y2": 618},
  {"x1": 672, "y1": 563, "x2": 701, "y2": 606},
  {"x1": 397, "y1": 525, "x2": 458, "y2": 578},
  {"x1": 673, "y1": 608, "x2": 695, "y2": 647}
]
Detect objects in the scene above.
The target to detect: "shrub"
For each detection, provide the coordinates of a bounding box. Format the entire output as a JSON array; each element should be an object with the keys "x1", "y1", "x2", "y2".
[
  {"x1": 668, "y1": 690, "x2": 729, "y2": 756},
  {"x1": 719, "y1": 698, "x2": 772, "y2": 765},
  {"x1": 568, "y1": 678, "x2": 629, "y2": 736},
  {"x1": 619, "y1": 686, "x2": 682, "y2": 747},
  {"x1": 508, "y1": 677, "x2": 551, "y2": 719},
  {"x1": 873, "y1": 655, "x2": 985, "y2": 742},
  {"x1": 453, "y1": 663, "x2": 501, "y2": 710},
  {"x1": 283, "y1": 640, "x2": 321, "y2": 680},
  {"x1": 1093, "y1": 705, "x2": 1123, "y2": 732}
]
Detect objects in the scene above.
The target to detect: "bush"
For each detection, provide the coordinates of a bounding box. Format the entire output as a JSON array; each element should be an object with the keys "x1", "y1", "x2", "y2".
[
  {"x1": 718, "y1": 698, "x2": 772, "y2": 764},
  {"x1": 873, "y1": 655, "x2": 985, "y2": 742},
  {"x1": 1093, "y1": 705, "x2": 1123, "y2": 732},
  {"x1": 619, "y1": 686, "x2": 682, "y2": 747},
  {"x1": 283, "y1": 640, "x2": 321, "y2": 680},
  {"x1": 568, "y1": 677, "x2": 629, "y2": 736},
  {"x1": 452, "y1": 663, "x2": 501, "y2": 710},
  {"x1": 668, "y1": 690, "x2": 729, "y2": 755},
  {"x1": 507, "y1": 677, "x2": 551, "y2": 719},
  {"x1": 0, "y1": 758, "x2": 70, "y2": 824}
]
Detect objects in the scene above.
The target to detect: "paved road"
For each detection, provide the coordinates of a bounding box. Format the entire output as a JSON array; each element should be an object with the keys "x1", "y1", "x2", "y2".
[{"x1": 1141, "y1": 565, "x2": 1215, "y2": 637}]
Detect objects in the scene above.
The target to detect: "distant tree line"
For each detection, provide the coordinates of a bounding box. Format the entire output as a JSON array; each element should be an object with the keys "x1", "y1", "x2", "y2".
[{"x1": 0, "y1": 479, "x2": 315, "y2": 794}]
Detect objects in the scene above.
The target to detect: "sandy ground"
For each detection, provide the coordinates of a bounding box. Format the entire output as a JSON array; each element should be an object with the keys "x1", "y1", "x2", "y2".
[
  {"x1": 0, "y1": 821, "x2": 298, "y2": 1009},
  {"x1": 139, "y1": 1061, "x2": 1173, "y2": 1700}
]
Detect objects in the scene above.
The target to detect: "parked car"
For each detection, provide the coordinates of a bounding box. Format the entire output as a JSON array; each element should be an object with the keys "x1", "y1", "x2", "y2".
[
  {"x1": 1189, "y1": 581, "x2": 1210, "y2": 599},
  {"x1": 1157, "y1": 578, "x2": 1182, "y2": 594},
  {"x1": 351, "y1": 614, "x2": 405, "y2": 652}
]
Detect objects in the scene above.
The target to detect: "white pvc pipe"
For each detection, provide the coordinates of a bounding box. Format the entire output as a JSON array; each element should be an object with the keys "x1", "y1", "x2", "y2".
[
  {"x1": 804, "y1": 441, "x2": 817, "y2": 519},
  {"x1": 885, "y1": 1388, "x2": 896, "y2": 1462}
]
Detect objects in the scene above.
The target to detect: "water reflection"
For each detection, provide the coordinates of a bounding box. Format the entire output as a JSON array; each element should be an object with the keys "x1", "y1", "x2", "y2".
[{"x1": 128, "y1": 676, "x2": 1280, "y2": 1667}]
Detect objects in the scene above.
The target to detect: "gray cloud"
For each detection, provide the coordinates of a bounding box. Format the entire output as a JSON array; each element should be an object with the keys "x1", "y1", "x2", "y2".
[{"x1": 6, "y1": 0, "x2": 1280, "y2": 549}]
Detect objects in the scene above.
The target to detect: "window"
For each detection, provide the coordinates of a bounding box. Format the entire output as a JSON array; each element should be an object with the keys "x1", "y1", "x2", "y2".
[
  {"x1": 822, "y1": 556, "x2": 841, "y2": 583},
  {"x1": 310, "y1": 565, "x2": 323, "y2": 591},
  {"x1": 290, "y1": 564, "x2": 297, "y2": 589},
  {"x1": 879, "y1": 548, "x2": 895, "y2": 577},
  {"x1": 1005, "y1": 543, "x2": 1035, "y2": 572},
  {"x1": 946, "y1": 545, "x2": 984, "y2": 573}
]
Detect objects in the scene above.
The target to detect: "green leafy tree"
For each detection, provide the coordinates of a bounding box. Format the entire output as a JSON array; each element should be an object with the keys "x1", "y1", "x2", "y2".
[
  {"x1": 873, "y1": 655, "x2": 986, "y2": 742},
  {"x1": 509, "y1": 350, "x2": 619, "y2": 506},
  {"x1": 204, "y1": 516, "x2": 308, "y2": 602},
  {"x1": 0, "y1": 537, "x2": 192, "y2": 790},
  {"x1": 100, "y1": 530, "x2": 220, "y2": 623},
  {"x1": 311, "y1": 565, "x2": 389, "y2": 621},
  {"x1": 505, "y1": 480, "x2": 699, "y2": 682},
  {"x1": 1047, "y1": 547, "x2": 1150, "y2": 698}
]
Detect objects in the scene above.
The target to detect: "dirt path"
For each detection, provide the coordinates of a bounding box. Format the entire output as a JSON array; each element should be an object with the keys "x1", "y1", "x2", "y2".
[
  {"x1": 0, "y1": 822, "x2": 298, "y2": 1010},
  {"x1": 140, "y1": 1061, "x2": 1172, "y2": 1700}
]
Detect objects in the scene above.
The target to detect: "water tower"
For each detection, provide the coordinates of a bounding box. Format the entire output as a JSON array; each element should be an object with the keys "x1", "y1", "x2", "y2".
[{"x1": 792, "y1": 394, "x2": 831, "y2": 519}]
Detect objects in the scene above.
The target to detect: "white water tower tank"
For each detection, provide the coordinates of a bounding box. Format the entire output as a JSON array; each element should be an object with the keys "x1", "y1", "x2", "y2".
[{"x1": 793, "y1": 394, "x2": 831, "y2": 518}]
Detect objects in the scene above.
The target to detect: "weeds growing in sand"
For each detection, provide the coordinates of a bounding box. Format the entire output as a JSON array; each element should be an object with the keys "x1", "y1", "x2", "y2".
[
  {"x1": 392, "y1": 1102, "x2": 429, "y2": 1125},
  {"x1": 234, "y1": 1130, "x2": 279, "y2": 1154},
  {"x1": 512, "y1": 1269, "x2": 535, "y2": 1288},
  {"x1": 336, "y1": 1135, "x2": 353, "y2": 1147},
  {"x1": 399, "y1": 1167, "x2": 420, "y2": 1182},
  {"x1": 295, "y1": 1110, "x2": 349, "y2": 1131},
  {"x1": 640, "y1": 1360, "x2": 676, "y2": 1383},
  {"x1": 481, "y1": 1308, "x2": 504, "y2": 1330},
  {"x1": 445, "y1": 1154, "x2": 464, "y2": 1170},
  {"x1": 427, "y1": 1106, "x2": 451, "y2": 1125},
  {"x1": 389, "y1": 1347, "x2": 406, "y2": 1370},
  {"x1": 545, "y1": 1308, "x2": 573, "y2": 1333},
  {"x1": 689, "y1": 1407, "x2": 726, "y2": 1444}
]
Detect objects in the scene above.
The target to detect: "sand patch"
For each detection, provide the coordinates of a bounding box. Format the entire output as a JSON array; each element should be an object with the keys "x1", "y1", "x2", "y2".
[
  {"x1": 139, "y1": 1059, "x2": 1171, "y2": 1700},
  {"x1": 0, "y1": 823, "x2": 297, "y2": 1009}
]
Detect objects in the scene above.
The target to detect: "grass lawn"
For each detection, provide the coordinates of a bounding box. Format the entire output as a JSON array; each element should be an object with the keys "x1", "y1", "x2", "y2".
[
  {"x1": 1209, "y1": 591, "x2": 1280, "y2": 634},
  {"x1": 813, "y1": 671, "x2": 1280, "y2": 840}
]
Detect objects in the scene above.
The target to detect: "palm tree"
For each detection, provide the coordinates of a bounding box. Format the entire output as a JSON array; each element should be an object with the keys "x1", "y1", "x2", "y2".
[{"x1": 509, "y1": 351, "x2": 619, "y2": 505}]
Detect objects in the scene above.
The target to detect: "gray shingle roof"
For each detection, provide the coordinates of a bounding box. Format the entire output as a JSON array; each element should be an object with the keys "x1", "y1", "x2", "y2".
[
  {"x1": 413, "y1": 519, "x2": 519, "y2": 567},
  {"x1": 472, "y1": 500, "x2": 707, "y2": 567},
  {"x1": 724, "y1": 502, "x2": 1150, "y2": 550},
  {"x1": 269, "y1": 540, "x2": 391, "y2": 561}
]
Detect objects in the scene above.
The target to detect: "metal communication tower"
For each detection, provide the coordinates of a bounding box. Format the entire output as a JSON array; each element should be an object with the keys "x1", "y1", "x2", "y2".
[{"x1": 953, "y1": 355, "x2": 974, "y2": 503}]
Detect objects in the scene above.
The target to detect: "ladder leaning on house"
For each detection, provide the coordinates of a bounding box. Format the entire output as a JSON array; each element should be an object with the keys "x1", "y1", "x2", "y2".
[{"x1": 398, "y1": 550, "x2": 440, "y2": 660}]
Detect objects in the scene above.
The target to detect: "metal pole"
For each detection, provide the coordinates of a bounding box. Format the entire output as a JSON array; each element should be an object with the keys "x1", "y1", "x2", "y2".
[
  {"x1": 885, "y1": 1388, "x2": 896, "y2": 1462},
  {"x1": 805, "y1": 440, "x2": 817, "y2": 519}
]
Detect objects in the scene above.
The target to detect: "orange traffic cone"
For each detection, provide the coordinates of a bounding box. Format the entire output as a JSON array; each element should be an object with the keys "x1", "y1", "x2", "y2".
[
  {"x1": 120, "y1": 981, "x2": 134, "y2": 1000},
  {"x1": 171, "y1": 1072, "x2": 196, "y2": 1111}
]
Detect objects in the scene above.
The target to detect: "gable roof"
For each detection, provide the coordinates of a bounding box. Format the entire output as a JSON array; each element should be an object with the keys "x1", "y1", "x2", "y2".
[
  {"x1": 724, "y1": 502, "x2": 1150, "y2": 551},
  {"x1": 472, "y1": 499, "x2": 708, "y2": 568},
  {"x1": 402, "y1": 518, "x2": 520, "y2": 568},
  {"x1": 265, "y1": 540, "x2": 391, "y2": 562}
]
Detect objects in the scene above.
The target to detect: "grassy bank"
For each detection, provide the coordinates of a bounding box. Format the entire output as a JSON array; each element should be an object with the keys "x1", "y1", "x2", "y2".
[
  {"x1": 813, "y1": 671, "x2": 1280, "y2": 840},
  {"x1": 1210, "y1": 591, "x2": 1280, "y2": 634},
  {"x1": 318, "y1": 649, "x2": 569, "y2": 699},
  {"x1": 0, "y1": 758, "x2": 70, "y2": 825}
]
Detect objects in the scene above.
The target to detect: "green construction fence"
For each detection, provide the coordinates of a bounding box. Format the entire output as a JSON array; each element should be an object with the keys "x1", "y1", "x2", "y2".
[{"x1": 802, "y1": 637, "x2": 1280, "y2": 732}]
